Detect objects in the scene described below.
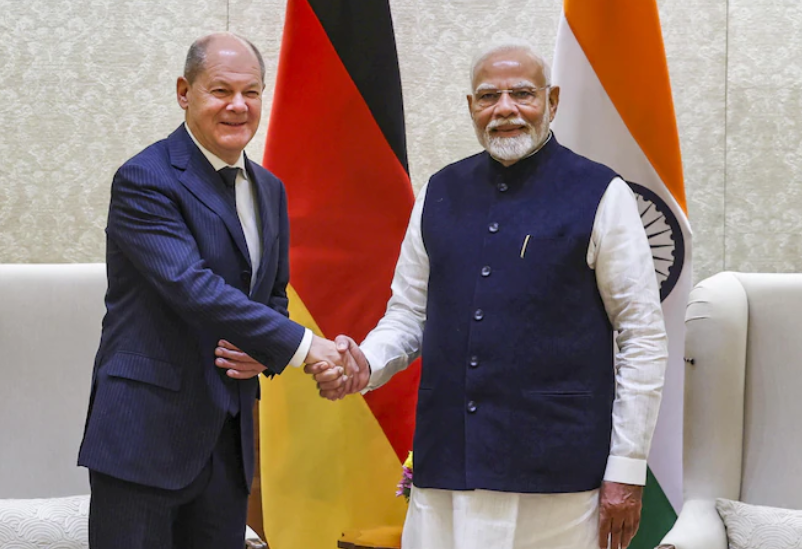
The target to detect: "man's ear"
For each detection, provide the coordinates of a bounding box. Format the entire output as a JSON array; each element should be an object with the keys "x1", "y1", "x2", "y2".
[
  {"x1": 176, "y1": 77, "x2": 190, "y2": 110},
  {"x1": 547, "y1": 85, "x2": 560, "y2": 122},
  {"x1": 467, "y1": 94, "x2": 475, "y2": 118}
]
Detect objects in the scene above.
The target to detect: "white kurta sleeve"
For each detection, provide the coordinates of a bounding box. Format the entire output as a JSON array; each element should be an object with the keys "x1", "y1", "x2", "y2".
[
  {"x1": 361, "y1": 183, "x2": 430, "y2": 391},
  {"x1": 587, "y1": 177, "x2": 668, "y2": 486}
]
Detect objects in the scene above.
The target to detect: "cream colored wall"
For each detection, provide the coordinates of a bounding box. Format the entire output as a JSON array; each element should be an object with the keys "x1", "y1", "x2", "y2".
[{"x1": 1, "y1": 0, "x2": 799, "y2": 283}]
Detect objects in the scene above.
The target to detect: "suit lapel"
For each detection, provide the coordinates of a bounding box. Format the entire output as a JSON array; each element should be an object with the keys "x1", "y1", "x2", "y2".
[
  {"x1": 245, "y1": 157, "x2": 274, "y2": 293},
  {"x1": 168, "y1": 126, "x2": 251, "y2": 266}
]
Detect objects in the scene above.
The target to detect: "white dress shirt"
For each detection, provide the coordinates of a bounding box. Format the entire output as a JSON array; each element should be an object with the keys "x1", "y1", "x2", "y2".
[
  {"x1": 186, "y1": 124, "x2": 312, "y2": 368},
  {"x1": 361, "y1": 168, "x2": 668, "y2": 486}
]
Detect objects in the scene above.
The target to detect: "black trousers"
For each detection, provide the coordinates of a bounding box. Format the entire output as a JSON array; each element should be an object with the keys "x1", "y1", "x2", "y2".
[{"x1": 88, "y1": 416, "x2": 248, "y2": 549}]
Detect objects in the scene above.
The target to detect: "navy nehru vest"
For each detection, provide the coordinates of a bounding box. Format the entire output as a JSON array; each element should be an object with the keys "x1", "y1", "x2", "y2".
[{"x1": 414, "y1": 136, "x2": 618, "y2": 493}]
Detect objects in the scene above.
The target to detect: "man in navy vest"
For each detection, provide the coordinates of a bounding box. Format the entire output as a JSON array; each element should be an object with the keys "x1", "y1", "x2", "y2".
[
  {"x1": 78, "y1": 33, "x2": 353, "y2": 549},
  {"x1": 309, "y1": 42, "x2": 668, "y2": 549}
]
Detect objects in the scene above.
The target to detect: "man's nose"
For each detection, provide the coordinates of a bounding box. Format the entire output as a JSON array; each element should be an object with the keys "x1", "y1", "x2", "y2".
[
  {"x1": 229, "y1": 93, "x2": 247, "y2": 112},
  {"x1": 494, "y1": 91, "x2": 517, "y2": 116}
]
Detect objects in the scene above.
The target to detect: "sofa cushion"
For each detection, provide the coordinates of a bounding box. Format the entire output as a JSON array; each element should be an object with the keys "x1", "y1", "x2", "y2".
[
  {"x1": 716, "y1": 498, "x2": 802, "y2": 549},
  {"x1": 0, "y1": 494, "x2": 89, "y2": 548}
]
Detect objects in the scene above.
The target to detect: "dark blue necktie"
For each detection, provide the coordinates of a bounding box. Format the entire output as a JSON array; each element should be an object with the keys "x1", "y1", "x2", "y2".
[
  {"x1": 218, "y1": 168, "x2": 243, "y2": 415},
  {"x1": 218, "y1": 167, "x2": 239, "y2": 209},
  {"x1": 218, "y1": 166, "x2": 239, "y2": 188}
]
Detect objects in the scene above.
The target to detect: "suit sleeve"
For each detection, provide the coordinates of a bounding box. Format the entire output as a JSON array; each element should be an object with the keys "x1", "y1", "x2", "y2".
[
  {"x1": 264, "y1": 183, "x2": 314, "y2": 371},
  {"x1": 106, "y1": 161, "x2": 305, "y2": 374}
]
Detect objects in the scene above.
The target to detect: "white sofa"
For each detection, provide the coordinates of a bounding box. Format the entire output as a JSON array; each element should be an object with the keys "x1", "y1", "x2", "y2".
[
  {"x1": 659, "y1": 272, "x2": 802, "y2": 548},
  {"x1": 0, "y1": 263, "x2": 105, "y2": 547},
  {"x1": 0, "y1": 263, "x2": 105, "y2": 498},
  {"x1": 0, "y1": 263, "x2": 267, "y2": 549}
]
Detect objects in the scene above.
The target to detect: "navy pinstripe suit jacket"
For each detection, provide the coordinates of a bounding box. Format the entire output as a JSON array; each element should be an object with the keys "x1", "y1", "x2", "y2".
[{"x1": 78, "y1": 124, "x2": 305, "y2": 491}]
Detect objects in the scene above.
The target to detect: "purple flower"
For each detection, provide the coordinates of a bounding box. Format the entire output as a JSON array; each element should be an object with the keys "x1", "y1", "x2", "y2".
[{"x1": 395, "y1": 464, "x2": 413, "y2": 501}]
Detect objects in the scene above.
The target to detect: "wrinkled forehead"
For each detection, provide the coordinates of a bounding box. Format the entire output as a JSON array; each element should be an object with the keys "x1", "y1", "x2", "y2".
[{"x1": 472, "y1": 51, "x2": 546, "y2": 90}]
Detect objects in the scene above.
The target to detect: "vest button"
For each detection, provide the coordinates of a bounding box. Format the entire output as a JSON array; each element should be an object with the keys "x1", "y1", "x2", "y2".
[
  {"x1": 488, "y1": 222, "x2": 499, "y2": 233},
  {"x1": 469, "y1": 356, "x2": 479, "y2": 368},
  {"x1": 467, "y1": 401, "x2": 477, "y2": 413},
  {"x1": 497, "y1": 182, "x2": 509, "y2": 192},
  {"x1": 473, "y1": 309, "x2": 484, "y2": 321},
  {"x1": 481, "y1": 266, "x2": 491, "y2": 277}
]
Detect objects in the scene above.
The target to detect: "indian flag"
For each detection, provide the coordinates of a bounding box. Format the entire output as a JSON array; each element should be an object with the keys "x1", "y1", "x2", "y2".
[
  {"x1": 258, "y1": 0, "x2": 417, "y2": 548},
  {"x1": 551, "y1": 1, "x2": 692, "y2": 547}
]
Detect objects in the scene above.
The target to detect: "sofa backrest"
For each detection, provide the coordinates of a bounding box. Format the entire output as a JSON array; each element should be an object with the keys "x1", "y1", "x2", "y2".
[
  {"x1": 684, "y1": 272, "x2": 802, "y2": 510},
  {"x1": 0, "y1": 263, "x2": 106, "y2": 498}
]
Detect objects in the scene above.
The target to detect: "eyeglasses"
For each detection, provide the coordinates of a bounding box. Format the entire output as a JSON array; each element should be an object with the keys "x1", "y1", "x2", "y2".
[{"x1": 473, "y1": 86, "x2": 551, "y2": 108}]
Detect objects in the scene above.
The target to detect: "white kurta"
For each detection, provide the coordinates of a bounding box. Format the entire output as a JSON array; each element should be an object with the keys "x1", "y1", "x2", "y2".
[
  {"x1": 404, "y1": 487, "x2": 599, "y2": 549},
  {"x1": 361, "y1": 154, "x2": 668, "y2": 548}
]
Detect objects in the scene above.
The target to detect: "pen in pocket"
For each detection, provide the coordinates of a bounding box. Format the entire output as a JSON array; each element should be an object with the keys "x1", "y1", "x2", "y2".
[{"x1": 520, "y1": 234, "x2": 531, "y2": 258}]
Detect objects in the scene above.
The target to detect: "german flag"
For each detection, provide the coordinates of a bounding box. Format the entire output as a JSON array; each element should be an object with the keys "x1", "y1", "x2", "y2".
[{"x1": 259, "y1": 1, "x2": 418, "y2": 547}]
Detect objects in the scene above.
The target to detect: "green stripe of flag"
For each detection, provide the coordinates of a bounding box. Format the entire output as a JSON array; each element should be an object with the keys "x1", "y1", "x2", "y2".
[{"x1": 630, "y1": 468, "x2": 677, "y2": 548}]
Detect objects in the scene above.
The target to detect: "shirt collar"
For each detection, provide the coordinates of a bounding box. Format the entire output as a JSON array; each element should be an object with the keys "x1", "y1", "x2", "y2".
[{"x1": 185, "y1": 123, "x2": 247, "y2": 174}]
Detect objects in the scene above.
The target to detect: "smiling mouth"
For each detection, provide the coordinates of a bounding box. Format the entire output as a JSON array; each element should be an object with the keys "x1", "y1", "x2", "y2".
[
  {"x1": 492, "y1": 126, "x2": 525, "y2": 134},
  {"x1": 221, "y1": 121, "x2": 246, "y2": 127}
]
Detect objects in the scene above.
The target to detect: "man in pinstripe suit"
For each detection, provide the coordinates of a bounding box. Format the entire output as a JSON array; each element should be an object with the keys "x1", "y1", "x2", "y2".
[{"x1": 78, "y1": 33, "x2": 349, "y2": 549}]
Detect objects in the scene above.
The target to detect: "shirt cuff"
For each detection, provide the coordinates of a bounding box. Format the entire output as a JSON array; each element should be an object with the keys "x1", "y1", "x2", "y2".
[
  {"x1": 603, "y1": 455, "x2": 648, "y2": 485},
  {"x1": 361, "y1": 347, "x2": 384, "y2": 393},
  {"x1": 287, "y1": 328, "x2": 313, "y2": 368}
]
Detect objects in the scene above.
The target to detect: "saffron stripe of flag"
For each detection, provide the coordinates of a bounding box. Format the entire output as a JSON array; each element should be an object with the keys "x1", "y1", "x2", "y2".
[
  {"x1": 259, "y1": 0, "x2": 419, "y2": 547},
  {"x1": 552, "y1": 2, "x2": 693, "y2": 548}
]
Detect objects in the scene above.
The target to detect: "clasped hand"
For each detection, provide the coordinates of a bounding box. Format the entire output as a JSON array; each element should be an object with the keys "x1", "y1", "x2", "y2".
[{"x1": 214, "y1": 334, "x2": 370, "y2": 400}]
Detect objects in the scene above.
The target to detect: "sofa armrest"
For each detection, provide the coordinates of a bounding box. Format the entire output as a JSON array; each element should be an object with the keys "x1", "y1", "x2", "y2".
[{"x1": 658, "y1": 499, "x2": 727, "y2": 549}]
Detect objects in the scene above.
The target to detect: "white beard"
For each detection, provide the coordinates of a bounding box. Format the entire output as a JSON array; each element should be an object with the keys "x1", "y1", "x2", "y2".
[
  {"x1": 474, "y1": 102, "x2": 552, "y2": 163},
  {"x1": 485, "y1": 131, "x2": 537, "y2": 161}
]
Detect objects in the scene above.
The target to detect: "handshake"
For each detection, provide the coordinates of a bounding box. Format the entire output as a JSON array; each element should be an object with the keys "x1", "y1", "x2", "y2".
[{"x1": 213, "y1": 334, "x2": 369, "y2": 401}]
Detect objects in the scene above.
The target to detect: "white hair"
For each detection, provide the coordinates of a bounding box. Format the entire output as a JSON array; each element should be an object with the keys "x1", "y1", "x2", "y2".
[{"x1": 469, "y1": 41, "x2": 552, "y2": 91}]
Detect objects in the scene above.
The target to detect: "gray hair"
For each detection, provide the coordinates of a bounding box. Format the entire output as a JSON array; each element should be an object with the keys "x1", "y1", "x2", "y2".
[
  {"x1": 184, "y1": 32, "x2": 266, "y2": 84},
  {"x1": 469, "y1": 41, "x2": 552, "y2": 91}
]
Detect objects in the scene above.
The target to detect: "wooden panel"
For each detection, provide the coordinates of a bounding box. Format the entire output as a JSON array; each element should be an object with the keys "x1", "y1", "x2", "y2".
[{"x1": 338, "y1": 526, "x2": 402, "y2": 549}]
